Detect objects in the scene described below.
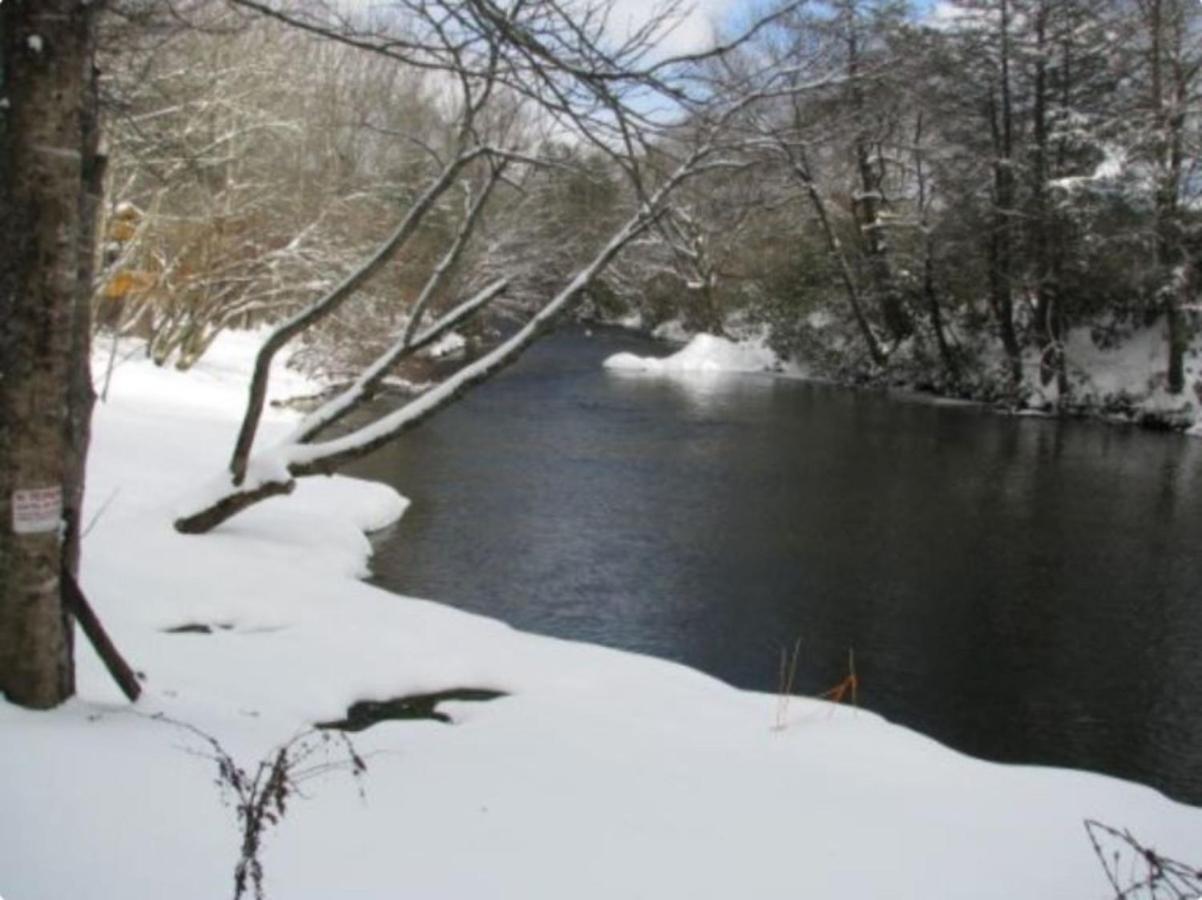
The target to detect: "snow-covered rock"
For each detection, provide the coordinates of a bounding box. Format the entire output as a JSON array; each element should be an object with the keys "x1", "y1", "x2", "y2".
[{"x1": 604, "y1": 333, "x2": 780, "y2": 375}]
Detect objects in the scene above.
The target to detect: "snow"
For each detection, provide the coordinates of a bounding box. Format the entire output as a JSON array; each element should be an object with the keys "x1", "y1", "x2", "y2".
[
  {"x1": 604, "y1": 332, "x2": 780, "y2": 375},
  {"x1": 1038, "y1": 321, "x2": 1199, "y2": 427},
  {"x1": 381, "y1": 373, "x2": 434, "y2": 394},
  {"x1": 423, "y1": 329, "x2": 467, "y2": 359},
  {"x1": 2, "y1": 329, "x2": 1201, "y2": 899},
  {"x1": 616, "y1": 311, "x2": 645, "y2": 330},
  {"x1": 1063, "y1": 323, "x2": 1170, "y2": 399},
  {"x1": 790, "y1": 299, "x2": 1199, "y2": 428},
  {"x1": 1050, "y1": 144, "x2": 1128, "y2": 192}
]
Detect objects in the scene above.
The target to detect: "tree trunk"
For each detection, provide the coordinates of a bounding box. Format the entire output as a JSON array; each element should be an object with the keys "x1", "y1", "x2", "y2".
[
  {"x1": 1165, "y1": 254, "x2": 1188, "y2": 393},
  {"x1": 1029, "y1": 0, "x2": 1063, "y2": 393},
  {"x1": 176, "y1": 152, "x2": 708, "y2": 534},
  {"x1": 227, "y1": 146, "x2": 488, "y2": 486},
  {"x1": 0, "y1": 0, "x2": 104, "y2": 708},
  {"x1": 788, "y1": 151, "x2": 884, "y2": 366},
  {"x1": 66, "y1": 37, "x2": 105, "y2": 580},
  {"x1": 986, "y1": 2, "x2": 1023, "y2": 393},
  {"x1": 696, "y1": 277, "x2": 725, "y2": 337},
  {"x1": 921, "y1": 237, "x2": 957, "y2": 384},
  {"x1": 912, "y1": 113, "x2": 956, "y2": 385},
  {"x1": 1148, "y1": 0, "x2": 1192, "y2": 395},
  {"x1": 843, "y1": 2, "x2": 910, "y2": 343},
  {"x1": 853, "y1": 139, "x2": 911, "y2": 343}
]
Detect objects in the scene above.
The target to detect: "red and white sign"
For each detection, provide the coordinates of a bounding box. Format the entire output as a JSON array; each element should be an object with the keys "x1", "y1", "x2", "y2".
[{"x1": 11, "y1": 486, "x2": 63, "y2": 535}]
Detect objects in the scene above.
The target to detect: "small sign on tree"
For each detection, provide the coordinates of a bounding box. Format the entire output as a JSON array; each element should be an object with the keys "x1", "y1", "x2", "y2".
[{"x1": 11, "y1": 486, "x2": 63, "y2": 535}]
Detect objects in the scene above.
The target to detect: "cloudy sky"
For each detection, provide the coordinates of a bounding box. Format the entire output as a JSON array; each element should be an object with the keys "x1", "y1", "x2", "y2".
[{"x1": 605, "y1": 0, "x2": 744, "y2": 57}]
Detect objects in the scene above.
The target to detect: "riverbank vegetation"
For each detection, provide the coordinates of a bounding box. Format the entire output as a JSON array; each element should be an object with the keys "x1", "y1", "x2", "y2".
[
  {"x1": 612, "y1": 0, "x2": 1202, "y2": 424},
  {"x1": 93, "y1": 0, "x2": 1200, "y2": 429}
]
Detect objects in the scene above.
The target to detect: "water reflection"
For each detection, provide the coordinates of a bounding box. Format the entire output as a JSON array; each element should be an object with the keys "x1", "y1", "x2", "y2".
[{"x1": 347, "y1": 325, "x2": 1202, "y2": 803}]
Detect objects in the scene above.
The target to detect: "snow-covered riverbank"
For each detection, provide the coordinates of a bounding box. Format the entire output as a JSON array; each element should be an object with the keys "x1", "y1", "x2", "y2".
[
  {"x1": 605, "y1": 315, "x2": 1202, "y2": 434},
  {"x1": 2, "y1": 331, "x2": 1200, "y2": 900}
]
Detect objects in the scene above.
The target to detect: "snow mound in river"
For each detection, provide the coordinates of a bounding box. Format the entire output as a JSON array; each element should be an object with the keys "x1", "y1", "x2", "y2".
[{"x1": 604, "y1": 333, "x2": 778, "y2": 375}]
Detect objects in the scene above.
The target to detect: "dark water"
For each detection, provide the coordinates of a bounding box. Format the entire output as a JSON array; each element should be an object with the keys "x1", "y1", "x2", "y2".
[{"x1": 347, "y1": 326, "x2": 1202, "y2": 804}]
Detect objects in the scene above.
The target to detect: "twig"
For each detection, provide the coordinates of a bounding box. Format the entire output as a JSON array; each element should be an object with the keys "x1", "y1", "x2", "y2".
[
  {"x1": 1084, "y1": 819, "x2": 1202, "y2": 899},
  {"x1": 773, "y1": 635, "x2": 802, "y2": 731},
  {"x1": 81, "y1": 487, "x2": 120, "y2": 539}
]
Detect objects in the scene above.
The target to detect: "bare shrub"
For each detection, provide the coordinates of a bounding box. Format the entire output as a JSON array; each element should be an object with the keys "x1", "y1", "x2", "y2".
[{"x1": 157, "y1": 716, "x2": 367, "y2": 900}]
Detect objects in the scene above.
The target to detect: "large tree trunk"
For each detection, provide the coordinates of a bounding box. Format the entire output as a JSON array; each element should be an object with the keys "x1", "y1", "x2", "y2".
[
  {"x1": 66, "y1": 26, "x2": 105, "y2": 581},
  {"x1": 0, "y1": 0, "x2": 103, "y2": 708}
]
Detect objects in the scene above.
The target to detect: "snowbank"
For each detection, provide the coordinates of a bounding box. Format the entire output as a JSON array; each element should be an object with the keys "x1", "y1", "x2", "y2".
[
  {"x1": 1, "y1": 330, "x2": 1200, "y2": 900},
  {"x1": 1013, "y1": 322, "x2": 1200, "y2": 429},
  {"x1": 1062, "y1": 323, "x2": 1198, "y2": 410},
  {"x1": 788, "y1": 305, "x2": 1200, "y2": 430},
  {"x1": 604, "y1": 332, "x2": 781, "y2": 376}
]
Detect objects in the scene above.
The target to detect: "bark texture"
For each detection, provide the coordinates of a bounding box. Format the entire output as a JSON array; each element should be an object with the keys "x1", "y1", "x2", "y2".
[{"x1": 0, "y1": 0, "x2": 102, "y2": 708}]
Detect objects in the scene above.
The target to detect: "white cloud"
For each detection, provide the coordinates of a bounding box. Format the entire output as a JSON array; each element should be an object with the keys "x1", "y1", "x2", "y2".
[
  {"x1": 606, "y1": 0, "x2": 738, "y2": 58},
  {"x1": 333, "y1": 0, "x2": 738, "y2": 59}
]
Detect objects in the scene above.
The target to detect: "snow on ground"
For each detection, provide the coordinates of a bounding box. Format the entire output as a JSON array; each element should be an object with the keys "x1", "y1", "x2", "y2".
[
  {"x1": 634, "y1": 317, "x2": 1200, "y2": 432},
  {"x1": 1019, "y1": 321, "x2": 1200, "y2": 428},
  {"x1": 424, "y1": 329, "x2": 467, "y2": 359},
  {"x1": 3, "y1": 330, "x2": 1201, "y2": 900},
  {"x1": 1062, "y1": 322, "x2": 1199, "y2": 407}
]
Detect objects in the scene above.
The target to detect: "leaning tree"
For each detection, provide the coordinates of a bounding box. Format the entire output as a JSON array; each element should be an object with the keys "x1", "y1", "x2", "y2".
[{"x1": 172, "y1": 0, "x2": 824, "y2": 534}]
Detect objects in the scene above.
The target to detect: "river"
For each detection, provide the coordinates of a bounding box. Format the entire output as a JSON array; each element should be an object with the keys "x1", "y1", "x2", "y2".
[{"x1": 346, "y1": 325, "x2": 1202, "y2": 804}]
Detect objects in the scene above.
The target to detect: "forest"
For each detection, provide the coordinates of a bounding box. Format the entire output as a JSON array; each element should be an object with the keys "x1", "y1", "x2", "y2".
[{"x1": 94, "y1": 0, "x2": 1201, "y2": 423}]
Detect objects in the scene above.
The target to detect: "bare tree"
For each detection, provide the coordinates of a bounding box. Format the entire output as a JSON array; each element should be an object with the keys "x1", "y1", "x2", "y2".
[
  {"x1": 173, "y1": 0, "x2": 814, "y2": 534},
  {"x1": 97, "y1": 4, "x2": 455, "y2": 371}
]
